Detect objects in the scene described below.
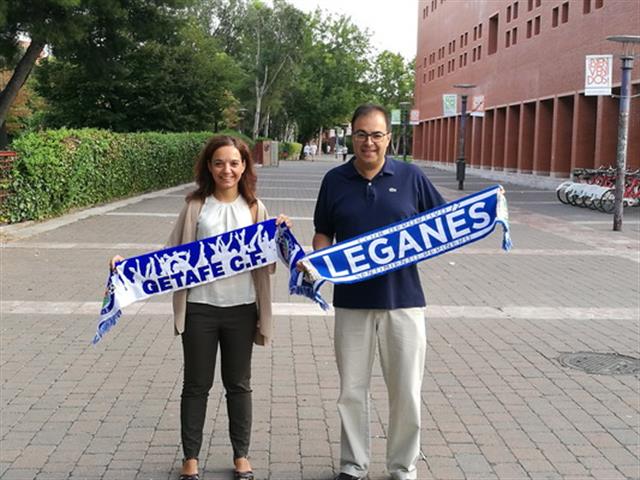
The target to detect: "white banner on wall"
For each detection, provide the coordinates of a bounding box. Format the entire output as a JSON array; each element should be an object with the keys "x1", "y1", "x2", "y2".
[
  {"x1": 410, "y1": 109, "x2": 420, "y2": 125},
  {"x1": 442, "y1": 94, "x2": 457, "y2": 117},
  {"x1": 585, "y1": 55, "x2": 612, "y2": 96},
  {"x1": 391, "y1": 109, "x2": 401, "y2": 125},
  {"x1": 470, "y1": 95, "x2": 485, "y2": 117}
]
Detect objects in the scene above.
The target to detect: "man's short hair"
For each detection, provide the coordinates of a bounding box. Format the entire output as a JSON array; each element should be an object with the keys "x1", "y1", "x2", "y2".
[{"x1": 351, "y1": 104, "x2": 391, "y2": 132}]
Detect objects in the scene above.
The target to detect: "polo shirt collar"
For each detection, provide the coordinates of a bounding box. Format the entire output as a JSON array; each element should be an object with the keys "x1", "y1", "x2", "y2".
[{"x1": 346, "y1": 156, "x2": 396, "y2": 179}]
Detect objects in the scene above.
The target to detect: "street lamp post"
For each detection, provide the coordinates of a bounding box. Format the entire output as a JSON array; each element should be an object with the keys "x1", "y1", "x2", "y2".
[
  {"x1": 453, "y1": 83, "x2": 476, "y2": 190},
  {"x1": 399, "y1": 101, "x2": 411, "y2": 162},
  {"x1": 606, "y1": 35, "x2": 640, "y2": 232}
]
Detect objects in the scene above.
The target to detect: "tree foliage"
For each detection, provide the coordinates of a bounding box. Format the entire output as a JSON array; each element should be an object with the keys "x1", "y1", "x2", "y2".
[
  {"x1": 285, "y1": 11, "x2": 372, "y2": 143},
  {"x1": 0, "y1": 0, "x2": 195, "y2": 138},
  {"x1": 2, "y1": 0, "x2": 418, "y2": 144},
  {"x1": 35, "y1": 24, "x2": 242, "y2": 132}
]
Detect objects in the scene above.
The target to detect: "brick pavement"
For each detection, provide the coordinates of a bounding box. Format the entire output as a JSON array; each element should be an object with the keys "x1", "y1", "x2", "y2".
[{"x1": 1, "y1": 158, "x2": 639, "y2": 480}]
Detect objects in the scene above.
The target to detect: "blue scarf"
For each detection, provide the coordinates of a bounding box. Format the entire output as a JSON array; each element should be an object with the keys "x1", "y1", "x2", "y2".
[
  {"x1": 94, "y1": 185, "x2": 510, "y2": 343},
  {"x1": 298, "y1": 185, "x2": 511, "y2": 284},
  {"x1": 94, "y1": 219, "x2": 325, "y2": 344}
]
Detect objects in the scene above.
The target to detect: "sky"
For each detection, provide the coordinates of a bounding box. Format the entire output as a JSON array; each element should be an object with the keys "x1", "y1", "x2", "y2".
[{"x1": 283, "y1": 0, "x2": 419, "y2": 61}]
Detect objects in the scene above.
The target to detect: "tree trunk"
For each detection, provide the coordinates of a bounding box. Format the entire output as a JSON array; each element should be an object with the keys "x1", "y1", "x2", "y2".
[
  {"x1": 318, "y1": 126, "x2": 323, "y2": 155},
  {"x1": 0, "y1": 122, "x2": 8, "y2": 150},
  {"x1": 253, "y1": 80, "x2": 262, "y2": 140},
  {"x1": 0, "y1": 39, "x2": 46, "y2": 127},
  {"x1": 261, "y1": 110, "x2": 270, "y2": 138}
]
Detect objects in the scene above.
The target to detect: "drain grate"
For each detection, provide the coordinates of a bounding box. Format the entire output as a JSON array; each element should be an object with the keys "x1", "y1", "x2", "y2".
[{"x1": 557, "y1": 352, "x2": 640, "y2": 376}]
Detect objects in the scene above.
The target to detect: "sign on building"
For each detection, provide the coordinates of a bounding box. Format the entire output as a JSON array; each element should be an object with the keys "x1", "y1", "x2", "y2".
[
  {"x1": 409, "y1": 109, "x2": 420, "y2": 125},
  {"x1": 585, "y1": 55, "x2": 612, "y2": 96},
  {"x1": 442, "y1": 94, "x2": 457, "y2": 117},
  {"x1": 470, "y1": 95, "x2": 485, "y2": 117},
  {"x1": 391, "y1": 109, "x2": 401, "y2": 125}
]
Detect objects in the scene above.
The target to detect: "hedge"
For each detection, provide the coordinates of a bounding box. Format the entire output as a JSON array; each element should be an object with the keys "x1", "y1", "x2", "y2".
[
  {"x1": 1, "y1": 129, "x2": 213, "y2": 223},
  {"x1": 279, "y1": 141, "x2": 302, "y2": 161}
]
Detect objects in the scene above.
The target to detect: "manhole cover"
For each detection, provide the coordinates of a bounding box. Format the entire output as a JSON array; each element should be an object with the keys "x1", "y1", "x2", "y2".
[{"x1": 557, "y1": 352, "x2": 640, "y2": 376}]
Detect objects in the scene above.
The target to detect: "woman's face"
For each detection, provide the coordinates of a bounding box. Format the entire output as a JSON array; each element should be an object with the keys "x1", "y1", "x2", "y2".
[{"x1": 208, "y1": 145, "x2": 246, "y2": 192}]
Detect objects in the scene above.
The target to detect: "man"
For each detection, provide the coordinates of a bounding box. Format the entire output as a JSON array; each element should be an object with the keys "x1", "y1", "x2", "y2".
[{"x1": 312, "y1": 104, "x2": 445, "y2": 480}]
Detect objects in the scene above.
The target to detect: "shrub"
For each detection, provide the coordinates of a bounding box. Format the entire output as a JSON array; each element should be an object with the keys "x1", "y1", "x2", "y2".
[
  {"x1": 1, "y1": 129, "x2": 211, "y2": 223},
  {"x1": 279, "y1": 141, "x2": 302, "y2": 161}
]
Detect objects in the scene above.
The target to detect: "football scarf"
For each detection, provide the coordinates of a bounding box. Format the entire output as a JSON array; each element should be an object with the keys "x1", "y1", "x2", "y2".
[
  {"x1": 298, "y1": 185, "x2": 511, "y2": 284},
  {"x1": 94, "y1": 185, "x2": 510, "y2": 343}
]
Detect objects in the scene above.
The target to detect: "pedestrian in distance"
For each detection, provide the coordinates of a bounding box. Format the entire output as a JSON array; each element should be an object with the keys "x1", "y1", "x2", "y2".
[
  {"x1": 110, "y1": 135, "x2": 291, "y2": 480},
  {"x1": 303, "y1": 142, "x2": 311, "y2": 160},
  {"x1": 309, "y1": 104, "x2": 445, "y2": 480}
]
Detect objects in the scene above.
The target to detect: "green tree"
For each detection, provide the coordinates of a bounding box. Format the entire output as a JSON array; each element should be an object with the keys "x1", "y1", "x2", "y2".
[
  {"x1": 285, "y1": 11, "x2": 371, "y2": 143},
  {"x1": 367, "y1": 51, "x2": 415, "y2": 154},
  {"x1": 0, "y1": 0, "x2": 192, "y2": 142},
  {"x1": 369, "y1": 51, "x2": 414, "y2": 109},
  {"x1": 239, "y1": 0, "x2": 308, "y2": 139},
  {"x1": 36, "y1": 24, "x2": 242, "y2": 132}
]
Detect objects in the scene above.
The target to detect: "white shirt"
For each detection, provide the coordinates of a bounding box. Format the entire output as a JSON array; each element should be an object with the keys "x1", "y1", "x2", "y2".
[{"x1": 187, "y1": 194, "x2": 256, "y2": 306}]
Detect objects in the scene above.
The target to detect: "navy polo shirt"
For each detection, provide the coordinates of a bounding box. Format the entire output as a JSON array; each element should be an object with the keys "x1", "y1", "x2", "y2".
[{"x1": 313, "y1": 156, "x2": 445, "y2": 309}]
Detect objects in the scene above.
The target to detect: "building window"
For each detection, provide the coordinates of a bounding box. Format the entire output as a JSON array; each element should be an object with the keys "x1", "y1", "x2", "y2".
[
  {"x1": 478, "y1": 45, "x2": 482, "y2": 60},
  {"x1": 513, "y1": 1, "x2": 519, "y2": 18},
  {"x1": 595, "y1": 0, "x2": 603, "y2": 8},
  {"x1": 512, "y1": 27, "x2": 518, "y2": 45},
  {"x1": 478, "y1": 23, "x2": 483, "y2": 38},
  {"x1": 473, "y1": 26, "x2": 477, "y2": 40},
  {"x1": 534, "y1": 15, "x2": 541, "y2": 34},
  {"x1": 506, "y1": 30, "x2": 511, "y2": 47},
  {"x1": 536, "y1": 0, "x2": 541, "y2": 7},
  {"x1": 489, "y1": 13, "x2": 499, "y2": 54},
  {"x1": 507, "y1": 5, "x2": 512, "y2": 22},
  {"x1": 527, "y1": 0, "x2": 533, "y2": 11},
  {"x1": 527, "y1": 19, "x2": 533, "y2": 38},
  {"x1": 552, "y1": 6, "x2": 559, "y2": 27},
  {"x1": 561, "y1": 2, "x2": 569, "y2": 23},
  {"x1": 583, "y1": 0, "x2": 591, "y2": 13}
]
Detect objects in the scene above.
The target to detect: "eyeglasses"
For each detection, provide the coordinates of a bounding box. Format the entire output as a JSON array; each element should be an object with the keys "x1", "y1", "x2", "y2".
[{"x1": 353, "y1": 130, "x2": 389, "y2": 143}]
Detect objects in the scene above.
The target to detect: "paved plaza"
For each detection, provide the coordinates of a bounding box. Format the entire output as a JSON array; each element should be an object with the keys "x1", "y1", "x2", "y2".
[{"x1": 1, "y1": 157, "x2": 639, "y2": 480}]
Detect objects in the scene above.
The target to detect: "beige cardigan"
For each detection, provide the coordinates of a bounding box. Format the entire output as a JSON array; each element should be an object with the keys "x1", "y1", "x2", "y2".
[{"x1": 166, "y1": 197, "x2": 275, "y2": 345}]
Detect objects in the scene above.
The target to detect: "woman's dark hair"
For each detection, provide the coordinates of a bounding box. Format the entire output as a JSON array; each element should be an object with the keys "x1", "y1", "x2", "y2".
[
  {"x1": 351, "y1": 103, "x2": 391, "y2": 132},
  {"x1": 187, "y1": 135, "x2": 257, "y2": 205}
]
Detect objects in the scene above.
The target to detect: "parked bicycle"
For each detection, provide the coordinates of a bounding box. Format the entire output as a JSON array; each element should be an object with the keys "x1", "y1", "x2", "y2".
[{"x1": 556, "y1": 167, "x2": 640, "y2": 212}]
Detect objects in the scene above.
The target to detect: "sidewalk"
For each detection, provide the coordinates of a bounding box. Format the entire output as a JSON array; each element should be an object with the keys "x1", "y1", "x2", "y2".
[{"x1": 1, "y1": 160, "x2": 638, "y2": 480}]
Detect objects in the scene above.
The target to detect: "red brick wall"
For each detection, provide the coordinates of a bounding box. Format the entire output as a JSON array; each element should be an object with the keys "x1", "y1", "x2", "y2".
[{"x1": 414, "y1": 0, "x2": 640, "y2": 176}]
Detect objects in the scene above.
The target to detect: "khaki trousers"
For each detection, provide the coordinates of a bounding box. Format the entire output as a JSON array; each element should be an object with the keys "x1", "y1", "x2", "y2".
[{"x1": 334, "y1": 307, "x2": 426, "y2": 480}]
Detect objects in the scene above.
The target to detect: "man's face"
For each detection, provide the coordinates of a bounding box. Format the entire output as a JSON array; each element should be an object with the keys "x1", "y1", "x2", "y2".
[{"x1": 352, "y1": 111, "x2": 391, "y2": 169}]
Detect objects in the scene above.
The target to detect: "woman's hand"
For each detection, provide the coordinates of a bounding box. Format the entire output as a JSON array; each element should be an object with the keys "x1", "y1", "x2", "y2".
[
  {"x1": 109, "y1": 255, "x2": 125, "y2": 271},
  {"x1": 275, "y1": 214, "x2": 292, "y2": 228}
]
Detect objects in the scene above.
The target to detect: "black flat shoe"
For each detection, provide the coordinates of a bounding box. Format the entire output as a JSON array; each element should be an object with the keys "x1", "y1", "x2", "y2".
[
  {"x1": 179, "y1": 475, "x2": 199, "y2": 480},
  {"x1": 234, "y1": 470, "x2": 254, "y2": 480}
]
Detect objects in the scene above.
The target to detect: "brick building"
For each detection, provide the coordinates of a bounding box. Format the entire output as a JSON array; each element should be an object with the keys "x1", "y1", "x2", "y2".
[{"x1": 412, "y1": 0, "x2": 640, "y2": 178}]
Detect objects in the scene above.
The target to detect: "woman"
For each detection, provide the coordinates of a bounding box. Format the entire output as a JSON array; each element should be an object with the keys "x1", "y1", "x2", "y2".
[{"x1": 111, "y1": 135, "x2": 289, "y2": 480}]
